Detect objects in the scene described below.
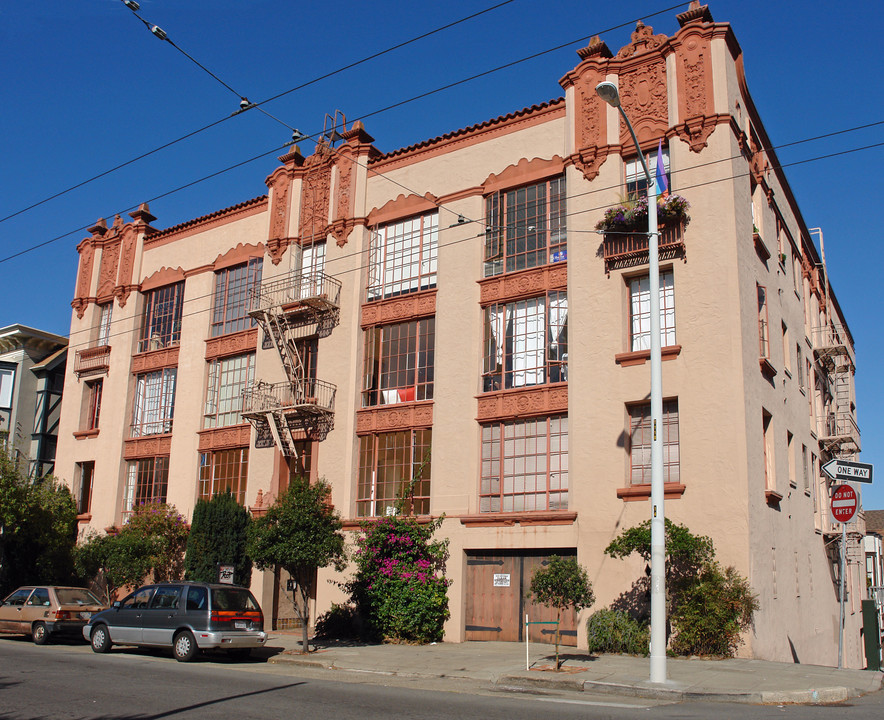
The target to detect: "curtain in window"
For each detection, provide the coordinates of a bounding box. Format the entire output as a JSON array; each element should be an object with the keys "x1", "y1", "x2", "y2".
[{"x1": 509, "y1": 298, "x2": 546, "y2": 388}]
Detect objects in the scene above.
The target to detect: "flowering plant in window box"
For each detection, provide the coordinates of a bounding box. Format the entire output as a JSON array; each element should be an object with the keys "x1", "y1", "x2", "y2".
[{"x1": 595, "y1": 195, "x2": 691, "y2": 233}]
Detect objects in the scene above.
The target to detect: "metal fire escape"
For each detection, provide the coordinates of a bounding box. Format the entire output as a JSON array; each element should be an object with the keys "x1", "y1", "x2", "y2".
[
  {"x1": 812, "y1": 322, "x2": 860, "y2": 457},
  {"x1": 241, "y1": 270, "x2": 341, "y2": 456}
]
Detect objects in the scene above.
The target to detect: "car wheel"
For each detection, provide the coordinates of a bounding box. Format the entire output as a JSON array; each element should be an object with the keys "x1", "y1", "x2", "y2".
[
  {"x1": 226, "y1": 648, "x2": 251, "y2": 661},
  {"x1": 173, "y1": 631, "x2": 198, "y2": 662},
  {"x1": 90, "y1": 625, "x2": 112, "y2": 653},
  {"x1": 31, "y1": 622, "x2": 49, "y2": 645}
]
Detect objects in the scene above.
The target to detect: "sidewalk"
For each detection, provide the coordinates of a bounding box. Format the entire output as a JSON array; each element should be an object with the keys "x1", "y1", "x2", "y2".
[{"x1": 261, "y1": 633, "x2": 883, "y2": 705}]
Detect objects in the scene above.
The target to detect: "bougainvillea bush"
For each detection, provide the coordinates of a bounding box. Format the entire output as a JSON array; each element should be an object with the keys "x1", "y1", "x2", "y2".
[{"x1": 346, "y1": 515, "x2": 450, "y2": 644}]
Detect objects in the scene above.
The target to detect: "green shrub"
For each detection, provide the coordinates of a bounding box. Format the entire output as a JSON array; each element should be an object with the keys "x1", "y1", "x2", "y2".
[
  {"x1": 314, "y1": 603, "x2": 360, "y2": 640},
  {"x1": 586, "y1": 608, "x2": 649, "y2": 656},
  {"x1": 185, "y1": 492, "x2": 252, "y2": 587},
  {"x1": 669, "y1": 562, "x2": 758, "y2": 657}
]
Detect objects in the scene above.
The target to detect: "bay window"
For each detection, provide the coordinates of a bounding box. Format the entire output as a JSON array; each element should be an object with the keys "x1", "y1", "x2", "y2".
[
  {"x1": 484, "y1": 176, "x2": 566, "y2": 277},
  {"x1": 363, "y1": 318, "x2": 434, "y2": 406},
  {"x1": 483, "y1": 292, "x2": 567, "y2": 391},
  {"x1": 123, "y1": 457, "x2": 169, "y2": 515},
  {"x1": 204, "y1": 353, "x2": 255, "y2": 428},
  {"x1": 368, "y1": 213, "x2": 437, "y2": 301},
  {"x1": 357, "y1": 429, "x2": 432, "y2": 517},
  {"x1": 139, "y1": 282, "x2": 184, "y2": 352},
  {"x1": 198, "y1": 448, "x2": 249, "y2": 504},
  {"x1": 132, "y1": 368, "x2": 176, "y2": 436},
  {"x1": 480, "y1": 415, "x2": 568, "y2": 513}
]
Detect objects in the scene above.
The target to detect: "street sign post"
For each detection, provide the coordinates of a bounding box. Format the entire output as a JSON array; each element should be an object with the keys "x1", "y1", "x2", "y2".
[
  {"x1": 830, "y1": 483, "x2": 858, "y2": 670},
  {"x1": 822, "y1": 459, "x2": 874, "y2": 484}
]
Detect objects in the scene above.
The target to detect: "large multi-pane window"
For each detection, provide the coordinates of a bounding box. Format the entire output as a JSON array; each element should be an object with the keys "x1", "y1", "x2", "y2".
[
  {"x1": 480, "y1": 415, "x2": 568, "y2": 513},
  {"x1": 368, "y1": 213, "x2": 438, "y2": 301},
  {"x1": 211, "y1": 259, "x2": 262, "y2": 337},
  {"x1": 139, "y1": 282, "x2": 184, "y2": 352},
  {"x1": 204, "y1": 354, "x2": 255, "y2": 428},
  {"x1": 626, "y1": 146, "x2": 669, "y2": 199},
  {"x1": 357, "y1": 429, "x2": 432, "y2": 517},
  {"x1": 131, "y1": 368, "x2": 177, "y2": 436},
  {"x1": 97, "y1": 303, "x2": 113, "y2": 345},
  {"x1": 628, "y1": 271, "x2": 675, "y2": 351},
  {"x1": 198, "y1": 448, "x2": 249, "y2": 504},
  {"x1": 484, "y1": 177, "x2": 566, "y2": 277},
  {"x1": 123, "y1": 457, "x2": 169, "y2": 515},
  {"x1": 363, "y1": 319, "x2": 434, "y2": 406},
  {"x1": 628, "y1": 400, "x2": 680, "y2": 485},
  {"x1": 483, "y1": 292, "x2": 567, "y2": 391},
  {"x1": 300, "y1": 241, "x2": 326, "y2": 276}
]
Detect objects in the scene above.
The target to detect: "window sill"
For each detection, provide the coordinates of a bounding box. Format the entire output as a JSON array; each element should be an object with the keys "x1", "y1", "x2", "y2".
[
  {"x1": 73, "y1": 429, "x2": 100, "y2": 440},
  {"x1": 76, "y1": 513, "x2": 92, "y2": 523},
  {"x1": 616, "y1": 483, "x2": 686, "y2": 502},
  {"x1": 342, "y1": 515, "x2": 436, "y2": 530},
  {"x1": 759, "y1": 357, "x2": 777, "y2": 378},
  {"x1": 458, "y1": 511, "x2": 577, "y2": 527},
  {"x1": 765, "y1": 489, "x2": 783, "y2": 507},
  {"x1": 615, "y1": 345, "x2": 682, "y2": 367},
  {"x1": 753, "y1": 232, "x2": 771, "y2": 262}
]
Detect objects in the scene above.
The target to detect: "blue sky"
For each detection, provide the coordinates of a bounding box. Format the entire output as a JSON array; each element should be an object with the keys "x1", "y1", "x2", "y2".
[{"x1": 2, "y1": 1, "x2": 883, "y2": 503}]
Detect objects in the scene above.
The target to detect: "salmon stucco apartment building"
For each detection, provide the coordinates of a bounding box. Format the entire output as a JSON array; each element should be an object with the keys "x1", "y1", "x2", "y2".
[{"x1": 56, "y1": 3, "x2": 867, "y2": 667}]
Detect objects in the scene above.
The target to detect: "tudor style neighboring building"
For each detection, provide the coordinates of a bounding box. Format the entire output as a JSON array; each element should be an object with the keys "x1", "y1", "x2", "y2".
[
  {"x1": 56, "y1": 3, "x2": 868, "y2": 667},
  {"x1": 0, "y1": 324, "x2": 67, "y2": 479}
]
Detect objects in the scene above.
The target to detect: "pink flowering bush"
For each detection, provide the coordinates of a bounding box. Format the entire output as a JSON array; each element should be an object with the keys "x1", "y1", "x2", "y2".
[{"x1": 346, "y1": 515, "x2": 450, "y2": 643}]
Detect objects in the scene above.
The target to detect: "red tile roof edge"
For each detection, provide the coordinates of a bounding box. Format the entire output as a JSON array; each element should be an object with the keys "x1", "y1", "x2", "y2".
[
  {"x1": 149, "y1": 195, "x2": 268, "y2": 239},
  {"x1": 370, "y1": 98, "x2": 566, "y2": 163}
]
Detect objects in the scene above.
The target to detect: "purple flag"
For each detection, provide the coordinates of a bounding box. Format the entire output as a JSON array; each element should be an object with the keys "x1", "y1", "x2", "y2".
[{"x1": 655, "y1": 140, "x2": 669, "y2": 197}]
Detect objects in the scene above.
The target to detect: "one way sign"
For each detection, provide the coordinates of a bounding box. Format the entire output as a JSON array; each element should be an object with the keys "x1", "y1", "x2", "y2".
[{"x1": 822, "y1": 458, "x2": 874, "y2": 484}]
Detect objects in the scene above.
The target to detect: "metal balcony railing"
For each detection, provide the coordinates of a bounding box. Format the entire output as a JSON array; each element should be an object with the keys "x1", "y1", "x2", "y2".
[
  {"x1": 248, "y1": 270, "x2": 341, "y2": 315},
  {"x1": 818, "y1": 412, "x2": 861, "y2": 450},
  {"x1": 74, "y1": 345, "x2": 111, "y2": 377},
  {"x1": 603, "y1": 222, "x2": 685, "y2": 273},
  {"x1": 242, "y1": 379, "x2": 336, "y2": 416}
]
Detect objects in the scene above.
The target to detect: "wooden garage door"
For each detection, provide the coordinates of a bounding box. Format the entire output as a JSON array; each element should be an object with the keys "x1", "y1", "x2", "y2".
[{"x1": 464, "y1": 551, "x2": 578, "y2": 645}]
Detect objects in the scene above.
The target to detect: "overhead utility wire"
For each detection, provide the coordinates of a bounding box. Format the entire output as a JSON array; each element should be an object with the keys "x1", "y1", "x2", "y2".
[
  {"x1": 0, "y1": 1, "x2": 691, "y2": 259},
  {"x1": 62, "y1": 138, "x2": 884, "y2": 350},
  {"x1": 0, "y1": 0, "x2": 516, "y2": 225}
]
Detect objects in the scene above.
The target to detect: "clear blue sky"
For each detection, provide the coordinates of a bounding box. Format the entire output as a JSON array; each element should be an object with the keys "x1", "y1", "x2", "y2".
[{"x1": 2, "y1": 1, "x2": 882, "y2": 502}]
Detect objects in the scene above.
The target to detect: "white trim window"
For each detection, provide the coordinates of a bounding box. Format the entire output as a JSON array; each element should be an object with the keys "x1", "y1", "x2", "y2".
[
  {"x1": 368, "y1": 212, "x2": 438, "y2": 301},
  {"x1": 628, "y1": 270, "x2": 675, "y2": 351},
  {"x1": 0, "y1": 367, "x2": 15, "y2": 409},
  {"x1": 626, "y1": 147, "x2": 669, "y2": 200},
  {"x1": 132, "y1": 368, "x2": 177, "y2": 437},
  {"x1": 98, "y1": 303, "x2": 113, "y2": 346},
  {"x1": 204, "y1": 353, "x2": 255, "y2": 428}
]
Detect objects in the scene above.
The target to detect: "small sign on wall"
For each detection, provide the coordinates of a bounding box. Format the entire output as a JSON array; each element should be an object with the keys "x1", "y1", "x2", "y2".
[
  {"x1": 217, "y1": 564, "x2": 235, "y2": 585},
  {"x1": 493, "y1": 573, "x2": 511, "y2": 587}
]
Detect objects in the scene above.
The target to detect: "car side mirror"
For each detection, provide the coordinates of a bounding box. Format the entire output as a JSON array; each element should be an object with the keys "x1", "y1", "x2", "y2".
[{"x1": 113, "y1": 601, "x2": 121, "y2": 609}]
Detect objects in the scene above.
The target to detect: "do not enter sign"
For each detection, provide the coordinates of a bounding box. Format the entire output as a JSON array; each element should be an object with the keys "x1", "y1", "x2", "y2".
[{"x1": 831, "y1": 484, "x2": 858, "y2": 523}]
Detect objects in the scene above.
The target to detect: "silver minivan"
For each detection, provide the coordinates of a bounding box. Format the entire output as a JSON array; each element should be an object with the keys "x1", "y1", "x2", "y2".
[{"x1": 83, "y1": 582, "x2": 267, "y2": 661}]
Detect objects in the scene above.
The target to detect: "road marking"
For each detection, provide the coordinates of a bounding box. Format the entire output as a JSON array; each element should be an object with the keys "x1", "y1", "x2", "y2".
[{"x1": 536, "y1": 697, "x2": 656, "y2": 709}]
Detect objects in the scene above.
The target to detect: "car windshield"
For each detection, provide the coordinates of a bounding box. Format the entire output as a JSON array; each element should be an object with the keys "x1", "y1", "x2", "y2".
[
  {"x1": 56, "y1": 588, "x2": 103, "y2": 606},
  {"x1": 211, "y1": 588, "x2": 259, "y2": 612}
]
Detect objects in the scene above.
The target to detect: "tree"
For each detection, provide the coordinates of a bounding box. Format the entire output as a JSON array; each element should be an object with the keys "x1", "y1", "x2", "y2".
[
  {"x1": 74, "y1": 502, "x2": 188, "y2": 602},
  {"x1": 0, "y1": 449, "x2": 78, "y2": 596},
  {"x1": 247, "y1": 477, "x2": 345, "y2": 653},
  {"x1": 605, "y1": 520, "x2": 758, "y2": 657},
  {"x1": 528, "y1": 555, "x2": 595, "y2": 670},
  {"x1": 185, "y1": 492, "x2": 252, "y2": 586}
]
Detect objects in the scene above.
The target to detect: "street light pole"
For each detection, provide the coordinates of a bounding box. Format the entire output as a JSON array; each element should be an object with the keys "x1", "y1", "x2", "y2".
[{"x1": 596, "y1": 81, "x2": 666, "y2": 684}]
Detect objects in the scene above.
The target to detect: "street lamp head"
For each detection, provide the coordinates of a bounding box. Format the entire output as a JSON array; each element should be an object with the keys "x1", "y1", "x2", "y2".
[{"x1": 595, "y1": 81, "x2": 621, "y2": 108}]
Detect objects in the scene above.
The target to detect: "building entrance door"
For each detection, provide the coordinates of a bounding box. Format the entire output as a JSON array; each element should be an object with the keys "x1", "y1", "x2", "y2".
[{"x1": 464, "y1": 550, "x2": 578, "y2": 645}]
